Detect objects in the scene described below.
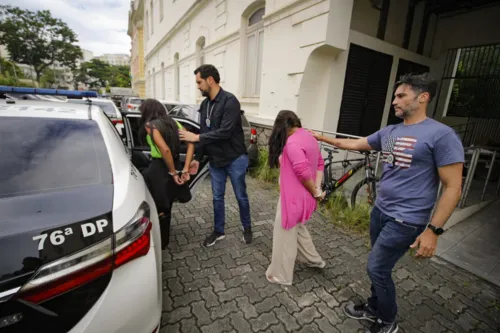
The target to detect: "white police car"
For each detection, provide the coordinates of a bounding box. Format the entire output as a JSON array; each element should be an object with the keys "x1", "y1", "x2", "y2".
[{"x1": 0, "y1": 96, "x2": 163, "y2": 333}]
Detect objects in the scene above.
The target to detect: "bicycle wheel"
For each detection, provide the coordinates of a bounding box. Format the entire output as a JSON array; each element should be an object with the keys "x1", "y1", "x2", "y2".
[
  {"x1": 351, "y1": 178, "x2": 377, "y2": 207},
  {"x1": 322, "y1": 162, "x2": 333, "y2": 191}
]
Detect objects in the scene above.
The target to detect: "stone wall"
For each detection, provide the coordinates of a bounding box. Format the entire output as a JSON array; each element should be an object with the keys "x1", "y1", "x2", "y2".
[{"x1": 252, "y1": 123, "x2": 273, "y2": 149}]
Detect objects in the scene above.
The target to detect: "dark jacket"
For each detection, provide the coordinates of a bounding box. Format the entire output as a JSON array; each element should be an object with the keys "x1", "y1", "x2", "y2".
[{"x1": 195, "y1": 88, "x2": 247, "y2": 168}]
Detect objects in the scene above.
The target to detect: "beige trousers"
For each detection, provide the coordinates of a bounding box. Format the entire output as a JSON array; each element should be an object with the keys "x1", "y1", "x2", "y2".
[{"x1": 266, "y1": 197, "x2": 324, "y2": 285}]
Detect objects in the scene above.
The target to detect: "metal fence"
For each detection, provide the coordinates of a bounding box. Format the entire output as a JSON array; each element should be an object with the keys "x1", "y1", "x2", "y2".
[{"x1": 458, "y1": 145, "x2": 500, "y2": 208}]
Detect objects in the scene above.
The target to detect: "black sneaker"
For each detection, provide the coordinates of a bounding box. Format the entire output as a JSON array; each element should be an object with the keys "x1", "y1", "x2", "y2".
[
  {"x1": 203, "y1": 231, "x2": 225, "y2": 247},
  {"x1": 344, "y1": 302, "x2": 377, "y2": 322},
  {"x1": 366, "y1": 319, "x2": 398, "y2": 333},
  {"x1": 243, "y1": 228, "x2": 253, "y2": 244}
]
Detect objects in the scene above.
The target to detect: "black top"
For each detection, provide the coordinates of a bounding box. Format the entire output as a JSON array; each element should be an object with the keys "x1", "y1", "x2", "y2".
[{"x1": 196, "y1": 88, "x2": 247, "y2": 168}]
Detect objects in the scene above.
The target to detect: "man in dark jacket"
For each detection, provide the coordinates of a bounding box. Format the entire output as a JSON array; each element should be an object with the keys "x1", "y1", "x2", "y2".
[{"x1": 179, "y1": 64, "x2": 252, "y2": 247}]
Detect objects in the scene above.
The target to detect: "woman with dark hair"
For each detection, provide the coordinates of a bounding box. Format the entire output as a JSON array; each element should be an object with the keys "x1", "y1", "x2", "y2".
[
  {"x1": 266, "y1": 110, "x2": 326, "y2": 285},
  {"x1": 139, "y1": 99, "x2": 196, "y2": 250}
]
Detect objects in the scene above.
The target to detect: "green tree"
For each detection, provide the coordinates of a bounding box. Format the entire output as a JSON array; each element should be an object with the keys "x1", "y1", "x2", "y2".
[
  {"x1": 0, "y1": 57, "x2": 24, "y2": 80},
  {"x1": 109, "y1": 65, "x2": 131, "y2": 87},
  {"x1": 74, "y1": 59, "x2": 131, "y2": 88},
  {"x1": 74, "y1": 59, "x2": 111, "y2": 88},
  {"x1": 39, "y1": 67, "x2": 67, "y2": 88},
  {"x1": 0, "y1": 5, "x2": 83, "y2": 83}
]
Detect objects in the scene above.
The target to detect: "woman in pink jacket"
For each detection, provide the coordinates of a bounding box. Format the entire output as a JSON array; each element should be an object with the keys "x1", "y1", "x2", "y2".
[{"x1": 266, "y1": 110, "x2": 326, "y2": 285}]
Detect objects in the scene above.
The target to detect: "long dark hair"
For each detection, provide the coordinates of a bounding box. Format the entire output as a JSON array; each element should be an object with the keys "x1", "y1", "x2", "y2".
[
  {"x1": 138, "y1": 99, "x2": 180, "y2": 159},
  {"x1": 268, "y1": 110, "x2": 302, "y2": 169}
]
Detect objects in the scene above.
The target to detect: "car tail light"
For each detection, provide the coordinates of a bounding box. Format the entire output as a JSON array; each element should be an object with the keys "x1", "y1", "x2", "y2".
[
  {"x1": 17, "y1": 202, "x2": 152, "y2": 304},
  {"x1": 127, "y1": 104, "x2": 134, "y2": 109},
  {"x1": 250, "y1": 128, "x2": 257, "y2": 144},
  {"x1": 112, "y1": 119, "x2": 123, "y2": 125},
  {"x1": 114, "y1": 202, "x2": 152, "y2": 268}
]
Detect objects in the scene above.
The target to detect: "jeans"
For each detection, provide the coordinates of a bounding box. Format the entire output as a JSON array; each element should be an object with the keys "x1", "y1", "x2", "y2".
[
  {"x1": 367, "y1": 206, "x2": 426, "y2": 323},
  {"x1": 209, "y1": 154, "x2": 251, "y2": 234}
]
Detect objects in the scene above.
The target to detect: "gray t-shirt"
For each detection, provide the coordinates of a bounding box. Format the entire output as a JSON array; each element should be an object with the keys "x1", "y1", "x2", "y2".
[{"x1": 367, "y1": 118, "x2": 464, "y2": 225}]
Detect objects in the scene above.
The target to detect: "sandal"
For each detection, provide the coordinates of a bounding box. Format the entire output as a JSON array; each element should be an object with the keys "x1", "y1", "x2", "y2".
[{"x1": 266, "y1": 275, "x2": 292, "y2": 286}]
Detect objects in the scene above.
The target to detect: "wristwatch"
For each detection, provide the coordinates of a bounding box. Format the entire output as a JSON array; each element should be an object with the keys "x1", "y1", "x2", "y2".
[{"x1": 428, "y1": 224, "x2": 444, "y2": 235}]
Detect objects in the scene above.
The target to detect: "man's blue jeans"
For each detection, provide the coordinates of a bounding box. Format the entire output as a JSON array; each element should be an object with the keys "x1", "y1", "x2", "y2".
[
  {"x1": 367, "y1": 206, "x2": 426, "y2": 323},
  {"x1": 209, "y1": 154, "x2": 251, "y2": 234}
]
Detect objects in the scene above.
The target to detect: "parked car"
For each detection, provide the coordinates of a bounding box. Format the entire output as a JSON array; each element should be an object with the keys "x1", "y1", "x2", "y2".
[
  {"x1": 0, "y1": 99, "x2": 180, "y2": 332},
  {"x1": 157, "y1": 99, "x2": 186, "y2": 112},
  {"x1": 66, "y1": 98, "x2": 124, "y2": 136},
  {"x1": 121, "y1": 96, "x2": 144, "y2": 113},
  {"x1": 164, "y1": 104, "x2": 259, "y2": 168}
]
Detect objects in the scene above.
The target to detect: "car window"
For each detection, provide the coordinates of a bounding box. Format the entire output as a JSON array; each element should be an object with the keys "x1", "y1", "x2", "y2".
[
  {"x1": 241, "y1": 114, "x2": 250, "y2": 128},
  {"x1": 0, "y1": 117, "x2": 112, "y2": 198},
  {"x1": 67, "y1": 100, "x2": 117, "y2": 117},
  {"x1": 163, "y1": 104, "x2": 175, "y2": 112},
  {"x1": 103, "y1": 114, "x2": 128, "y2": 154},
  {"x1": 130, "y1": 98, "x2": 143, "y2": 105},
  {"x1": 126, "y1": 116, "x2": 148, "y2": 149},
  {"x1": 175, "y1": 118, "x2": 200, "y2": 135},
  {"x1": 171, "y1": 105, "x2": 200, "y2": 123}
]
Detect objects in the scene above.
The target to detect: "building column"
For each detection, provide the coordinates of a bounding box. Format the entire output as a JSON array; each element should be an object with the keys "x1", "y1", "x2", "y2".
[{"x1": 296, "y1": 0, "x2": 355, "y2": 132}]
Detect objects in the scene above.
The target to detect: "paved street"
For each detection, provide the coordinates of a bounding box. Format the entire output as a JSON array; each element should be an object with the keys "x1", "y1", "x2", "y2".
[{"x1": 160, "y1": 177, "x2": 500, "y2": 333}]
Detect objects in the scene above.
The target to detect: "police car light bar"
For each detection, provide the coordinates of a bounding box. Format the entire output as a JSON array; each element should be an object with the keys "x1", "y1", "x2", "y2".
[{"x1": 0, "y1": 86, "x2": 98, "y2": 98}]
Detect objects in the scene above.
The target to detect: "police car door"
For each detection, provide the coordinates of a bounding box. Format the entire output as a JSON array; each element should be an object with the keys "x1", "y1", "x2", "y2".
[
  {"x1": 171, "y1": 116, "x2": 210, "y2": 199},
  {"x1": 121, "y1": 111, "x2": 209, "y2": 201}
]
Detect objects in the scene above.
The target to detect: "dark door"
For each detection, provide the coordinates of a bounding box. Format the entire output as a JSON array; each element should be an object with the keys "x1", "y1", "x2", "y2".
[
  {"x1": 387, "y1": 59, "x2": 430, "y2": 125},
  {"x1": 337, "y1": 44, "x2": 394, "y2": 137}
]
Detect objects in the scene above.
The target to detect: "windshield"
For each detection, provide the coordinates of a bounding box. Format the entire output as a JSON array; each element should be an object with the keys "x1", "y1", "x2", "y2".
[
  {"x1": 0, "y1": 117, "x2": 112, "y2": 198},
  {"x1": 67, "y1": 99, "x2": 117, "y2": 117}
]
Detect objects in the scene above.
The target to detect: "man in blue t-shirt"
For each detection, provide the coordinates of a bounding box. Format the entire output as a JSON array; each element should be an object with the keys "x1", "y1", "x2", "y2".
[{"x1": 311, "y1": 73, "x2": 464, "y2": 333}]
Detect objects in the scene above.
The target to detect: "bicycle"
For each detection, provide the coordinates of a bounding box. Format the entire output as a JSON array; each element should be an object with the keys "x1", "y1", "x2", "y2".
[{"x1": 321, "y1": 146, "x2": 379, "y2": 207}]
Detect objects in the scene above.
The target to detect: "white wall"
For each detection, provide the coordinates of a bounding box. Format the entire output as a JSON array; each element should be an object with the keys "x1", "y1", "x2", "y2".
[
  {"x1": 146, "y1": 0, "x2": 358, "y2": 126},
  {"x1": 146, "y1": 0, "x2": 258, "y2": 104},
  {"x1": 145, "y1": 0, "x2": 197, "y2": 55}
]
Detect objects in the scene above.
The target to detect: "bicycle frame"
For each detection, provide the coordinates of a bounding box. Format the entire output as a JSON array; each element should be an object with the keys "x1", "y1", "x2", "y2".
[{"x1": 323, "y1": 152, "x2": 376, "y2": 196}]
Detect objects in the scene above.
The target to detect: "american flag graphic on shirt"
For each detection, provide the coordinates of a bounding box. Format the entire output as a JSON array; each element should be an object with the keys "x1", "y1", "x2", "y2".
[{"x1": 382, "y1": 136, "x2": 417, "y2": 169}]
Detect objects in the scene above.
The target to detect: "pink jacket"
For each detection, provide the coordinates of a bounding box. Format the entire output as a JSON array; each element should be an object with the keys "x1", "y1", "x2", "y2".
[{"x1": 279, "y1": 128, "x2": 324, "y2": 230}]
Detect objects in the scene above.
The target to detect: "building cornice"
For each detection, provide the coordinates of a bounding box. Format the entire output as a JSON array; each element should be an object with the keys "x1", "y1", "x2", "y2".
[
  {"x1": 262, "y1": 0, "x2": 325, "y2": 24},
  {"x1": 128, "y1": 0, "x2": 145, "y2": 36},
  {"x1": 145, "y1": 0, "x2": 207, "y2": 60}
]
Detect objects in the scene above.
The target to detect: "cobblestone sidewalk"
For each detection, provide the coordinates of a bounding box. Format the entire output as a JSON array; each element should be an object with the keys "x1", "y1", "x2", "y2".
[{"x1": 160, "y1": 177, "x2": 500, "y2": 333}]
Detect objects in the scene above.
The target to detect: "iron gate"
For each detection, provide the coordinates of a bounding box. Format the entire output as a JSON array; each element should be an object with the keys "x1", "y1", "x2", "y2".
[{"x1": 434, "y1": 43, "x2": 500, "y2": 146}]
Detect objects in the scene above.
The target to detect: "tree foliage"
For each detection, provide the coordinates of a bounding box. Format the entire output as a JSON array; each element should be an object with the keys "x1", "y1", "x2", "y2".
[
  {"x1": 40, "y1": 67, "x2": 71, "y2": 89},
  {"x1": 0, "y1": 5, "x2": 83, "y2": 82},
  {"x1": 74, "y1": 59, "x2": 131, "y2": 88},
  {"x1": 0, "y1": 57, "x2": 24, "y2": 79}
]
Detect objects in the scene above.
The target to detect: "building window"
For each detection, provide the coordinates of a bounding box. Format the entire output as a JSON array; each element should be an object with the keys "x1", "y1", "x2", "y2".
[
  {"x1": 174, "y1": 53, "x2": 180, "y2": 101},
  {"x1": 244, "y1": 7, "x2": 265, "y2": 97},
  {"x1": 160, "y1": 0, "x2": 164, "y2": 21},
  {"x1": 150, "y1": 1, "x2": 154, "y2": 35},
  {"x1": 196, "y1": 37, "x2": 206, "y2": 67}
]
